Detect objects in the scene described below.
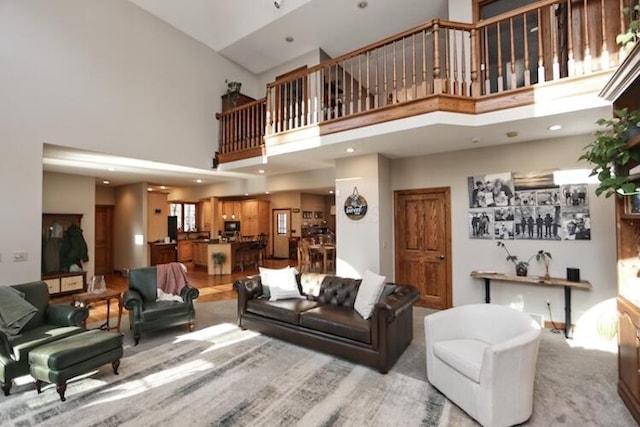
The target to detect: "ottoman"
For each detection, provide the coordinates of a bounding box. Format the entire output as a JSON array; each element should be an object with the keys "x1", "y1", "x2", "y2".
[{"x1": 29, "y1": 329, "x2": 123, "y2": 401}]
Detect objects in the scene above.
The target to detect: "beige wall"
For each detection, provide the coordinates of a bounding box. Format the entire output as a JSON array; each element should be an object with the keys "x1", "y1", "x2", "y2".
[
  {"x1": 147, "y1": 192, "x2": 169, "y2": 242},
  {"x1": 114, "y1": 183, "x2": 147, "y2": 271}
]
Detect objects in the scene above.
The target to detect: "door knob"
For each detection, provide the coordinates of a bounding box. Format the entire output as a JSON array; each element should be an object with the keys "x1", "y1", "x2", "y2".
[{"x1": 439, "y1": 255, "x2": 445, "y2": 260}]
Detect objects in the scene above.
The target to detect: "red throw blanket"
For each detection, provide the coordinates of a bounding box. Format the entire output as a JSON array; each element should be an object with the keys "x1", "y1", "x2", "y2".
[{"x1": 156, "y1": 262, "x2": 188, "y2": 295}]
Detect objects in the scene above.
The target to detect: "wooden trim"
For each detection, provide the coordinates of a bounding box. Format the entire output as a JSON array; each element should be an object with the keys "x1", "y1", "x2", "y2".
[{"x1": 217, "y1": 146, "x2": 265, "y2": 164}]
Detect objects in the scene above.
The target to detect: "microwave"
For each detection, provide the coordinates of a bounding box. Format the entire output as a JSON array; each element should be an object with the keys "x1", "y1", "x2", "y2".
[{"x1": 224, "y1": 221, "x2": 241, "y2": 233}]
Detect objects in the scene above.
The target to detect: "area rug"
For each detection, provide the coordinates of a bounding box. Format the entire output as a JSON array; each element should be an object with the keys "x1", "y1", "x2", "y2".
[{"x1": 0, "y1": 300, "x2": 636, "y2": 426}]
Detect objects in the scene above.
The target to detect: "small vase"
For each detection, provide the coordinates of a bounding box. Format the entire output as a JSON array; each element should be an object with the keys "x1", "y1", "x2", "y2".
[{"x1": 516, "y1": 265, "x2": 528, "y2": 277}]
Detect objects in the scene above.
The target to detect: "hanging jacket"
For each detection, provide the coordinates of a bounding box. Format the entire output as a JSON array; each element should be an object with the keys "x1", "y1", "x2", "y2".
[{"x1": 59, "y1": 224, "x2": 89, "y2": 271}]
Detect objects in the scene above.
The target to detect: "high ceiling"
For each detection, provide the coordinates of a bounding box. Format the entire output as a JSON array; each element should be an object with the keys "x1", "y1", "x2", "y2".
[{"x1": 42, "y1": 0, "x2": 612, "y2": 190}]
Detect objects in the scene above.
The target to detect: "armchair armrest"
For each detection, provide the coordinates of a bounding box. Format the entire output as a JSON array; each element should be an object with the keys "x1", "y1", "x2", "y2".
[
  {"x1": 180, "y1": 284, "x2": 200, "y2": 304},
  {"x1": 123, "y1": 289, "x2": 144, "y2": 312},
  {"x1": 374, "y1": 284, "x2": 419, "y2": 323},
  {"x1": 45, "y1": 303, "x2": 89, "y2": 327}
]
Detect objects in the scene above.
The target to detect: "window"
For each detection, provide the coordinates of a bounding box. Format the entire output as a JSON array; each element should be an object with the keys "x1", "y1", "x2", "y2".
[
  {"x1": 276, "y1": 212, "x2": 288, "y2": 235},
  {"x1": 170, "y1": 202, "x2": 197, "y2": 232}
]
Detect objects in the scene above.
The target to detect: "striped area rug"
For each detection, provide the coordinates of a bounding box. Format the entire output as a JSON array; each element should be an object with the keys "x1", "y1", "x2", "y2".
[{"x1": 0, "y1": 323, "x2": 448, "y2": 427}]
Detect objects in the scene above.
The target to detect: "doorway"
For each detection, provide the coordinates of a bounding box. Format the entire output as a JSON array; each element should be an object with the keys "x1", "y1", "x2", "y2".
[
  {"x1": 95, "y1": 205, "x2": 114, "y2": 275},
  {"x1": 272, "y1": 208, "x2": 291, "y2": 259},
  {"x1": 394, "y1": 187, "x2": 452, "y2": 309}
]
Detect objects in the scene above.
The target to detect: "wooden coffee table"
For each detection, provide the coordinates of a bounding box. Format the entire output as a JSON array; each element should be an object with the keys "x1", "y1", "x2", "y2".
[{"x1": 71, "y1": 288, "x2": 123, "y2": 332}]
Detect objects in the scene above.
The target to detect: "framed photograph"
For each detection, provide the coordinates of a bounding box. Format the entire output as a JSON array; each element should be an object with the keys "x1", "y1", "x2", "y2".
[{"x1": 626, "y1": 194, "x2": 640, "y2": 216}]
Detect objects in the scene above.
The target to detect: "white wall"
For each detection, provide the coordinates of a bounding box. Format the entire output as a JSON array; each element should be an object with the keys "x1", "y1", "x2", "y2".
[
  {"x1": 0, "y1": 0, "x2": 256, "y2": 283},
  {"x1": 391, "y1": 134, "x2": 617, "y2": 324},
  {"x1": 42, "y1": 172, "x2": 96, "y2": 279},
  {"x1": 257, "y1": 49, "x2": 324, "y2": 90}
]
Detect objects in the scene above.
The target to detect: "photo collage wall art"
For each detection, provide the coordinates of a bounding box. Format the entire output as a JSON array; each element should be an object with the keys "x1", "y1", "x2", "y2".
[{"x1": 467, "y1": 171, "x2": 591, "y2": 240}]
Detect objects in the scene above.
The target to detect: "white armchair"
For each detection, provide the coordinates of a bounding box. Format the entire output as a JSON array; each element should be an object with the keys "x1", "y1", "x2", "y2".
[{"x1": 424, "y1": 304, "x2": 541, "y2": 427}]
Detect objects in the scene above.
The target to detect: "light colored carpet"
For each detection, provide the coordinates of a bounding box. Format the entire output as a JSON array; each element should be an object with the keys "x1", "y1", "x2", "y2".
[{"x1": 0, "y1": 300, "x2": 635, "y2": 426}]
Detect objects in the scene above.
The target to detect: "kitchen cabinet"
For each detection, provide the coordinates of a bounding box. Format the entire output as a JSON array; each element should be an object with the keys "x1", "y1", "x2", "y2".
[
  {"x1": 241, "y1": 200, "x2": 270, "y2": 239},
  {"x1": 148, "y1": 242, "x2": 177, "y2": 266},
  {"x1": 178, "y1": 240, "x2": 193, "y2": 262},
  {"x1": 192, "y1": 242, "x2": 209, "y2": 267},
  {"x1": 198, "y1": 200, "x2": 212, "y2": 231},
  {"x1": 219, "y1": 200, "x2": 243, "y2": 222}
]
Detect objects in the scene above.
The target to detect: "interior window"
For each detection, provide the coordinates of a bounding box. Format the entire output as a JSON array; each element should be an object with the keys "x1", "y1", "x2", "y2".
[{"x1": 170, "y1": 202, "x2": 197, "y2": 231}]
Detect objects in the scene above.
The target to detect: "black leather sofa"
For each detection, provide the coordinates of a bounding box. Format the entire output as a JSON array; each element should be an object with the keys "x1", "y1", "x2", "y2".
[
  {"x1": 234, "y1": 273, "x2": 419, "y2": 373},
  {"x1": 0, "y1": 281, "x2": 88, "y2": 396}
]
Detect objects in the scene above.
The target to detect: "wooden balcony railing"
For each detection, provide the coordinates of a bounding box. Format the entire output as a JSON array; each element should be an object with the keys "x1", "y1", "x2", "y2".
[
  {"x1": 217, "y1": 0, "x2": 634, "y2": 164},
  {"x1": 215, "y1": 97, "x2": 266, "y2": 163}
]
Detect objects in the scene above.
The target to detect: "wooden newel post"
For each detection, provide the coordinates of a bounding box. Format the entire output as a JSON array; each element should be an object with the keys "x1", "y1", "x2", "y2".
[{"x1": 433, "y1": 21, "x2": 443, "y2": 94}]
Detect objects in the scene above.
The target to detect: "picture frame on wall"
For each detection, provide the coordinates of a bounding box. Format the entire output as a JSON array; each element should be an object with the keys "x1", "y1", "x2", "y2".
[{"x1": 625, "y1": 194, "x2": 640, "y2": 216}]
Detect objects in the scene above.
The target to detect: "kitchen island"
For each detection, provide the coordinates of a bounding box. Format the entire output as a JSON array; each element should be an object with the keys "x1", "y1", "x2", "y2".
[{"x1": 191, "y1": 239, "x2": 259, "y2": 275}]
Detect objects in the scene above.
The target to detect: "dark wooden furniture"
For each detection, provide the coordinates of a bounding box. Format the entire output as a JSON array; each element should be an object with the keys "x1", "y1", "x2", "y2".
[
  {"x1": 222, "y1": 91, "x2": 255, "y2": 112},
  {"x1": 71, "y1": 288, "x2": 123, "y2": 332},
  {"x1": 600, "y1": 43, "x2": 640, "y2": 425},
  {"x1": 148, "y1": 242, "x2": 177, "y2": 266},
  {"x1": 470, "y1": 271, "x2": 592, "y2": 339},
  {"x1": 42, "y1": 213, "x2": 87, "y2": 295}
]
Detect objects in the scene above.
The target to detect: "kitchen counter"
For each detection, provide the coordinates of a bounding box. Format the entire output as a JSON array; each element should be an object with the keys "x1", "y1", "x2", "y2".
[{"x1": 193, "y1": 240, "x2": 258, "y2": 275}]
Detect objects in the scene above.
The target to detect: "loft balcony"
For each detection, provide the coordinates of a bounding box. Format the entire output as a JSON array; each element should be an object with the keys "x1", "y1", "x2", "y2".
[{"x1": 215, "y1": 0, "x2": 633, "y2": 166}]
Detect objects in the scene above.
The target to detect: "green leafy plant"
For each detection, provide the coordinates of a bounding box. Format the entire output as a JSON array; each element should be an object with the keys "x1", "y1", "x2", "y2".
[
  {"x1": 617, "y1": 4, "x2": 640, "y2": 54},
  {"x1": 212, "y1": 252, "x2": 226, "y2": 264},
  {"x1": 578, "y1": 108, "x2": 640, "y2": 197},
  {"x1": 496, "y1": 242, "x2": 551, "y2": 277}
]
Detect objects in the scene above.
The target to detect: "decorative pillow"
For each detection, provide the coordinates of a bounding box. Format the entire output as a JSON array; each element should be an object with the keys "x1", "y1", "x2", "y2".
[
  {"x1": 354, "y1": 270, "x2": 386, "y2": 319},
  {"x1": 300, "y1": 273, "x2": 327, "y2": 298},
  {"x1": 259, "y1": 267, "x2": 302, "y2": 301},
  {"x1": 259, "y1": 266, "x2": 295, "y2": 299}
]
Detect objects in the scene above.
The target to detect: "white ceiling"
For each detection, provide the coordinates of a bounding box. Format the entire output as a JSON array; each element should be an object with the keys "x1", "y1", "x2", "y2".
[{"x1": 42, "y1": 0, "x2": 612, "y2": 191}]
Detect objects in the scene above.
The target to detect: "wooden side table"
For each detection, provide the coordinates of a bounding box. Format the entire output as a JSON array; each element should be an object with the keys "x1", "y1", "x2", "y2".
[{"x1": 71, "y1": 288, "x2": 123, "y2": 332}]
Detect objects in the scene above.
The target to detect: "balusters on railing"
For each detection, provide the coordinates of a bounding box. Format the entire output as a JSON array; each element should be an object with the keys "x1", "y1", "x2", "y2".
[
  {"x1": 433, "y1": 22, "x2": 442, "y2": 94},
  {"x1": 537, "y1": 8, "x2": 545, "y2": 84}
]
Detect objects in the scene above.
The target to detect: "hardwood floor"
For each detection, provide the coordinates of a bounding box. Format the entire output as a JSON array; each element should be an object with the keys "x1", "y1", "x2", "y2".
[{"x1": 51, "y1": 259, "x2": 293, "y2": 327}]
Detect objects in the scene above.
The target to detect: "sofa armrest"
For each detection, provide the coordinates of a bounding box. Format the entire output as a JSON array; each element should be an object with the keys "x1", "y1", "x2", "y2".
[
  {"x1": 180, "y1": 284, "x2": 200, "y2": 304},
  {"x1": 123, "y1": 289, "x2": 144, "y2": 311},
  {"x1": 374, "y1": 284, "x2": 420, "y2": 323},
  {"x1": 233, "y1": 276, "x2": 263, "y2": 325},
  {"x1": 45, "y1": 303, "x2": 89, "y2": 327},
  {"x1": 0, "y1": 331, "x2": 15, "y2": 361}
]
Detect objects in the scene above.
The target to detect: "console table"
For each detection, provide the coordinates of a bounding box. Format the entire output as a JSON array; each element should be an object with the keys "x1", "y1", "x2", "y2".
[{"x1": 470, "y1": 271, "x2": 592, "y2": 338}]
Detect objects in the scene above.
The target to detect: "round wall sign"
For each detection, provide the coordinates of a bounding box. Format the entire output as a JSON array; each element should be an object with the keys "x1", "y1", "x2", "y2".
[{"x1": 344, "y1": 187, "x2": 368, "y2": 220}]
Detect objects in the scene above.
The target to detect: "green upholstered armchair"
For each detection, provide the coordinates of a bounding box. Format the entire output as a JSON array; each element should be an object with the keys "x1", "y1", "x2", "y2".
[
  {"x1": 123, "y1": 266, "x2": 199, "y2": 345},
  {"x1": 0, "y1": 281, "x2": 88, "y2": 396}
]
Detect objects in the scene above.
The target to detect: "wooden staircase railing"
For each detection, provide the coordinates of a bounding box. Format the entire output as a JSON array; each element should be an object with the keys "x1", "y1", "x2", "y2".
[{"x1": 217, "y1": 0, "x2": 634, "y2": 164}]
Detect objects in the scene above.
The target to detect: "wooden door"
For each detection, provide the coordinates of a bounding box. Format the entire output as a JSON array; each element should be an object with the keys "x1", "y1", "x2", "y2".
[
  {"x1": 95, "y1": 205, "x2": 113, "y2": 275},
  {"x1": 394, "y1": 187, "x2": 452, "y2": 309},
  {"x1": 272, "y1": 208, "x2": 291, "y2": 259}
]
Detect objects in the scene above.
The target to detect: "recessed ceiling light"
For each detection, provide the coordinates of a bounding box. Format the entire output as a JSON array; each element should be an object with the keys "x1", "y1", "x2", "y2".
[
  {"x1": 147, "y1": 187, "x2": 153, "y2": 191},
  {"x1": 265, "y1": 191, "x2": 270, "y2": 194},
  {"x1": 107, "y1": 167, "x2": 115, "y2": 172},
  {"x1": 103, "y1": 180, "x2": 110, "y2": 185},
  {"x1": 358, "y1": 1, "x2": 368, "y2": 9},
  {"x1": 244, "y1": 193, "x2": 249, "y2": 196},
  {"x1": 329, "y1": 190, "x2": 334, "y2": 194},
  {"x1": 160, "y1": 185, "x2": 166, "y2": 190},
  {"x1": 345, "y1": 147, "x2": 356, "y2": 153},
  {"x1": 258, "y1": 169, "x2": 265, "y2": 174},
  {"x1": 195, "y1": 179, "x2": 203, "y2": 183},
  {"x1": 548, "y1": 124, "x2": 562, "y2": 131},
  {"x1": 285, "y1": 36, "x2": 294, "y2": 43}
]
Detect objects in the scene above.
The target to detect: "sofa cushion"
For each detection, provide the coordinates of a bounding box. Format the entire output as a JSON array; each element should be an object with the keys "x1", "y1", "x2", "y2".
[
  {"x1": 141, "y1": 300, "x2": 192, "y2": 322},
  {"x1": 299, "y1": 305, "x2": 371, "y2": 344},
  {"x1": 354, "y1": 270, "x2": 386, "y2": 319},
  {"x1": 318, "y1": 276, "x2": 361, "y2": 307},
  {"x1": 433, "y1": 338, "x2": 488, "y2": 383},
  {"x1": 247, "y1": 299, "x2": 320, "y2": 325}
]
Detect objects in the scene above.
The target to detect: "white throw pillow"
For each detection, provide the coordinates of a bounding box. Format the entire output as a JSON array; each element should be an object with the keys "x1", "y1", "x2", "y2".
[
  {"x1": 260, "y1": 266, "x2": 302, "y2": 301},
  {"x1": 354, "y1": 270, "x2": 386, "y2": 319}
]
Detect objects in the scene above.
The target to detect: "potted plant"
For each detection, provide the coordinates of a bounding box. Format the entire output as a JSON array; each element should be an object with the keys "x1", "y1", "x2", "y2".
[
  {"x1": 496, "y1": 241, "x2": 552, "y2": 278},
  {"x1": 212, "y1": 252, "x2": 226, "y2": 275},
  {"x1": 578, "y1": 108, "x2": 640, "y2": 197},
  {"x1": 225, "y1": 80, "x2": 242, "y2": 106}
]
